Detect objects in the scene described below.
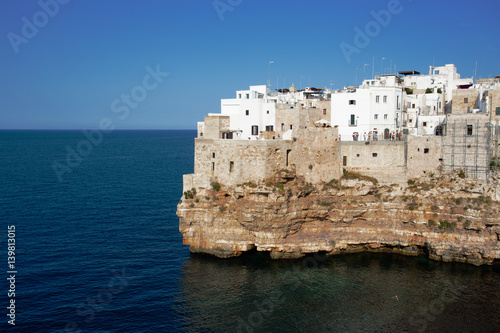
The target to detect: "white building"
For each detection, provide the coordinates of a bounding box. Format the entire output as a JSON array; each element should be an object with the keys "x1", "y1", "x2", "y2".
[
  {"x1": 332, "y1": 75, "x2": 403, "y2": 141},
  {"x1": 199, "y1": 85, "x2": 277, "y2": 140}
]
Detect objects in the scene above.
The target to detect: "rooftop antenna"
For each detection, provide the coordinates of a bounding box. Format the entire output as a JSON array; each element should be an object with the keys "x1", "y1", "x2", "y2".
[
  {"x1": 372, "y1": 56, "x2": 375, "y2": 79},
  {"x1": 300, "y1": 76, "x2": 305, "y2": 90},
  {"x1": 381, "y1": 57, "x2": 386, "y2": 76},
  {"x1": 267, "y1": 61, "x2": 274, "y2": 92},
  {"x1": 478, "y1": 54, "x2": 482, "y2": 79},
  {"x1": 363, "y1": 63, "x2": 369, "y2": 81},
  {"x1": 354, "y1": 67, "x2": 359, "y2": 86}
]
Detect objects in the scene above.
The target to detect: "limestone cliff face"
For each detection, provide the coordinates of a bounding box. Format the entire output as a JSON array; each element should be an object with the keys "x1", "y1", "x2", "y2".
[{"x1": 177, "y1": 173, "x2": 500, "y2": 265}]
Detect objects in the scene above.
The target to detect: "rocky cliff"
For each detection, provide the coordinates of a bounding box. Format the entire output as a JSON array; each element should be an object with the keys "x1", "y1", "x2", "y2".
[{"x1": 177, "y1": 171, "x2": 500, "y2": 265}]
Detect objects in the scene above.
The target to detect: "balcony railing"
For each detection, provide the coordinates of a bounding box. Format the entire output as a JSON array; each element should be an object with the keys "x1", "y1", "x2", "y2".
[{"x1": 348, "y1": 119, "x2": 358, "y2": 126}]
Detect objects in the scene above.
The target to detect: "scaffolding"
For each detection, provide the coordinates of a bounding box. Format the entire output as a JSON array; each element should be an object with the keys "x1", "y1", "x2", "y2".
[{"x1": 441, "y1": 116, "x2": 492, "y2": 180}]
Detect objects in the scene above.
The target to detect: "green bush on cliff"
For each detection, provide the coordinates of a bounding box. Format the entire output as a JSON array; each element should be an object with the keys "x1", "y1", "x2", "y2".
[
  {"x1": 428, "y1": 219, "x2": 437, "y2": 227},
  {"x1": 438, "y1": 220, "x2": 456, "y2": 231},
  {"x1": 211, "y1": 182, "x2": 221, "y2": 192},
  {"x1": 342, "y1": 169, "x2": 378, "y2": 185}
]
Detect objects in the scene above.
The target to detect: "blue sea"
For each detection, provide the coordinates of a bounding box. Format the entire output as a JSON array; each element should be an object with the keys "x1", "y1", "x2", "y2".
[{"x1": 1, "y1": 130, "x2": 499, "y2": 332}]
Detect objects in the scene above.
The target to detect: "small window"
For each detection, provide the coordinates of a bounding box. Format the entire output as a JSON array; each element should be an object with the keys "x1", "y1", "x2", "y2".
[
  {"x1": 424, "y1": 148, "x2": 429, "y2": 154},
  {"x1": 409, "y1": 119, "x2": 413, "y2": 123},
  {"x1": 246, "y1": 94, "x2": 249, "y2": 99},
  {"x1": 212, "y1": 152, "x2": 215, "y2": 158},
  {"x1": 200, "y1": 132, "x2": 203, "y2": 137},
  {"x1": 281, "y1": 123, "x2": 285, "y2": 130},
  {"x1": 374, "y1": 114, "x2": 378, "y2": 120},
  {"x1": 467, "y1": 125, "x2": 473, "y2": 136},
  {"x1": 229, "y1": 161, "x2": 234, "y2": 173},
  {"x1": 376, "y1": 96, "x2": 380, "y2": 103},
  {"x1": 372, "y1": 153, "x2": 377, "y2": 157},
  {"x1": 265, "y1": 125, "x2": 274, "y2": 131},
  {"x1": 349, "y1": 100, "x2": 356, "y2": 105},
  {"x1": 211, "y1": 162, "x2": 215, "y2": 171},
  {"x1": 251, "y1": 125, "x2": 259, "y2": 135},
  {"x1": 412, "y1": 104, "x2": 415, "y2": 108},
  {"x1": 290, "y1": 124, "x2": 293, "y2": 130},
  {"x1": 343, "y1": 156, "x2": 347, "y2": 166},
  {"x1": 496, "y1": 107, "x2": 500, "y2": 116},
  {"x1": 238, "y1": 94, "x2": 241, "y2": 99},
  {"x1": 384, "y1": 114, "x2": 388, "y2": 119},
  {"x1": 423, "y1": 122, "x2": 427, "y2": 127},
  {"x1": 464, "y1": 98, "x2": 468, "y2": 103},
  {"x1": 245, "y1": 110, "x2": 249, "y2": 116},
  {"x1": 356, "y1": 154, "x2": 360, "y2": 157},
  {"x1": 323, "y1": 109, "x2": 327, "y2": 115},
  {"x1": 383, "y1": 96, "x2": 387, "y2": 103},
  {"x1": 266, "y1": 110, "x2": 269, "y2": 114}
]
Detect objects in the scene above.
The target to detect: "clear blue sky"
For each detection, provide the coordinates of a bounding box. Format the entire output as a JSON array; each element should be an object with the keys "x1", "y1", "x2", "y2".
[{"x1": 1, "y1": 0, "x2": 499, "y2": 129}]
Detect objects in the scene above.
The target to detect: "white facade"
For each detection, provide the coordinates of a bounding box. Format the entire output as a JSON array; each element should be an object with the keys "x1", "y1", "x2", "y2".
[
  {"x1": 402, "y1": 64, "x2": 473, "y2": 103},
  {"x1": 332, "y1": 76, "x2": 403, "y2": 141},
  {"x1": 219, "y1": 85, "x2": 276, "y2": 139}
]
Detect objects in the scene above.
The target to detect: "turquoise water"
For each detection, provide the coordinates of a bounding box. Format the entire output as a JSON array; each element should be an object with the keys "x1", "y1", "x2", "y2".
[{"x1": 1, "y1": 130, "x2": 499, "y2": 332}]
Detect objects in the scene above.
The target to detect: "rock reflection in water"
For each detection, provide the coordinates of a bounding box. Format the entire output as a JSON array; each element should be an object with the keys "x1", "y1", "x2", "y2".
[{"x1": 175, "y1": 252, "x2": 500, "y2": 332}]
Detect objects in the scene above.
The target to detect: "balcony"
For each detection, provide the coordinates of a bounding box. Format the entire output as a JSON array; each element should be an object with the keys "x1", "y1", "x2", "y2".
[{"x1": 348, "y1": 119, "x2": 358, "y2": 126}]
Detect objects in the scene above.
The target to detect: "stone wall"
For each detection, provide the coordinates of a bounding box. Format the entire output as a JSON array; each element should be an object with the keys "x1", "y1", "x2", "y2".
[
  {"x1": 452, "y1": 89, "x2": 478, "y2": 114},
  {"x1": 203, "y1": 115, "x2": 230, "y2": 139},
  {"x1": 339, "y1": 141, "x2": 407, "y2": 183},
  {"x1": 193, "y1": 138, "x2": 293, "y2": 187},
  {"x1": 292, "y1": 126, "x2": 340, "y2": 184},
  {"x1": 406, "y1": 136, "x2": 442, "y2": 178}
]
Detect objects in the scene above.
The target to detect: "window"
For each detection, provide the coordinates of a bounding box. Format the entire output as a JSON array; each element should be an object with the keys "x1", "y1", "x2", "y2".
[
  {"x1": 265, "y1": 125, "x2": 274, "y2": 131},
  {"x1": 211, "y1": 162, "x2": 215, "y2": 171},
  {"x1": 238, "y1": 94, "x2": 241, "y2": 99},
  {"x1": 397, "y1": 95, "x2": 400, "y2": 109},
  {"x1": 281, "y1": 123, "x2": 285, "y2": 130},
  {"x1": 323, "y1": 109, "x2": 327, "y2": 115},
  {"x1": 290, "y1": 124, "x2": 293, "y2": 130},
  {"x1": 200, "y1": 132, "x2": 203, "y2": 137},
  {"x1": 409, "y1": 119, "x2": 413, "y2": 123},
  {"x1": 251, "y1": 125, "x2": 259, "y2": 135},
  {"x1": 496, "y1": 107, "x2": 500, "y2": 116},
  {"x1": 343, "y1": 156, "x2": 347, "y2": 166},
  {"x1": 374, "y1": 114, "x2": 378, "y2": 120},
  {"x1": 423, "y1": 122, "x2": 427, "y2": 127},
  {"x1": 467, "y1": 125, "x2": 473, "y2": 136},
  {"x1": 349, "y1": 114, "x2": 356, "y2": 126},
  {"x1": 464, "y1": 98, "x2": 468, "y2": 103},
  {"x1": 212, "y1": 152, "x2": 215, "y2": 158},
  {"x1": 435, "y1": 70, "x2": 440, "y2": 75},
  {"x1": 376, "y1": 96, "x2": 380, "y2": 103},
  {"x1": 424, "y1": 148, "x2": 429, "y2": 154},
  {"x1": 349, "y1": 100, "x2": 356, "y2": 105},
  {"x1": 384, "y1": 114, "x2": 388, "y2": 120},
  {"x1": 245, "y1": 110, "x2": 249, "y2": 116},
  {"x1": 356, "y1": 154, "x2": 360, "y2": 157},
  {"x1": 286, "y1": 150, "x2": 291, "y2": 166},
  {"x1": 383, "y1": 96, "x2": 387, "y2": 103},
  {"x1": 246, "y1": 94, "x2": 249, "y2": 99},
  {"x1": 229, "y1": 161, "x2": 234, "y2": 173},
  {"x1": 467, "y1": 107, "x2": 471, "y2": 113},
  {"x1": 267, "y1": 110, "x2": 269, "y2": 114},
  {"x1": 412, "y1": 104, "x2": 415, "y2": 108},
  {"x1": 372, "y1": 153, "x2": 377, "y2": 157}
]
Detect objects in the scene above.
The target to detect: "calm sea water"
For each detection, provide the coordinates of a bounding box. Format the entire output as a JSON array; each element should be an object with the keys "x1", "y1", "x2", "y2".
[{"x1": 1, "y1": 130, "x2": 499, "y2": 333}]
